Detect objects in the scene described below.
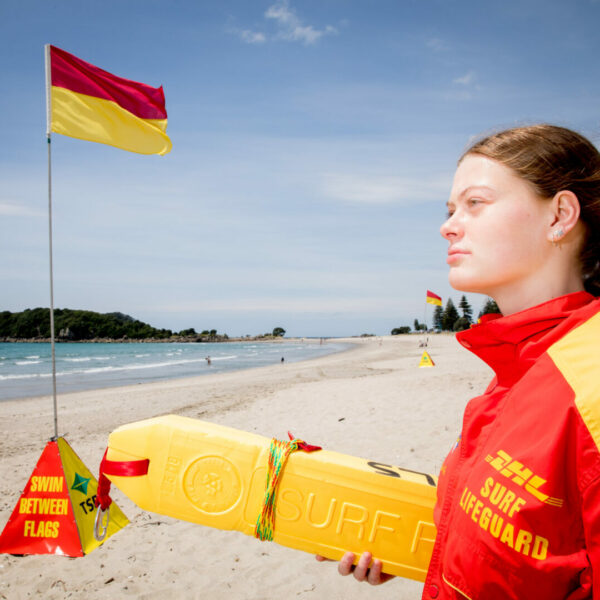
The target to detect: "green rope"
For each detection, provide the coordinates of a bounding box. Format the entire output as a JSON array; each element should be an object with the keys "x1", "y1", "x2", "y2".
[{"x1": 255, "y1": 437, "x2": 301, "y2": 541}]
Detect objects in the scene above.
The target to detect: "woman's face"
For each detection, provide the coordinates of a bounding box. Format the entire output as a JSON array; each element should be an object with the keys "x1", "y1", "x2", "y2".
[{"x1": 441, "y1": 154, "x2": 552, "y2": 299}]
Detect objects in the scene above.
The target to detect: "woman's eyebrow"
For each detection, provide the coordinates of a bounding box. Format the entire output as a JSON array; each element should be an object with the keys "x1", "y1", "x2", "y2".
[
  {"x1": 457, "y1": 185, "x2": 494, "y2": 198},
  {"x1": 447, "y1": 185, "x2": 494, "y2": 208}
]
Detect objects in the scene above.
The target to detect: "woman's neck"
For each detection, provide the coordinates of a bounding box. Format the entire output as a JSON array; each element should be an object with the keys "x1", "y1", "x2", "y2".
[{"x1": 493, "y1": 277, "x2": 585, "y2": 316}]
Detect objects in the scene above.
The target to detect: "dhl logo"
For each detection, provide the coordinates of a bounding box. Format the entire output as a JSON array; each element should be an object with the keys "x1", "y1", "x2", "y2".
[{"x1": 485, "y1": 450, "x2": 563, "y2": 508}]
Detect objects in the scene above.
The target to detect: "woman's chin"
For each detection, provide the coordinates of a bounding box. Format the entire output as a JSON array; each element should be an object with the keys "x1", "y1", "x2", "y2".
[
  {"x1": 448, "y1": 271, "x2": 486, "y2": 295},
  {"x1": 448, "y1": 271, "x2": 469, "y2": 292}
]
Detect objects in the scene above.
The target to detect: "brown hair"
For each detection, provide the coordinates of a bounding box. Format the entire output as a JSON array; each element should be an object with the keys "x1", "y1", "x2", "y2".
[{"x1": 462, "y1": 124, "x2": 600, "y2": 296}]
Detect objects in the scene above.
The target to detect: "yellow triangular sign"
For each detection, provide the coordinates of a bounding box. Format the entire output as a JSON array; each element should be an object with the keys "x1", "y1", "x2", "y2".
[
  {"x1": 57, "y1": 438, "x2": 129, "y2": 554},
  {"x1": 419, "y1": 351, "x2": 435, "y2": 368}
]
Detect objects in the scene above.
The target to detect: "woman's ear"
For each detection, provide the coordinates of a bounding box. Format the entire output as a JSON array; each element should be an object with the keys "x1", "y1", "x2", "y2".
[{"x1": 547, "y1": 190, "x2": 581, "y2": 243}]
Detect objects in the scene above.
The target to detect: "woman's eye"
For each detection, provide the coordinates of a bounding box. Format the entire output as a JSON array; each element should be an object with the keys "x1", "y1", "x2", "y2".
[{"x1": 468, "y1": 197, "x2": 482, "y2": 207}]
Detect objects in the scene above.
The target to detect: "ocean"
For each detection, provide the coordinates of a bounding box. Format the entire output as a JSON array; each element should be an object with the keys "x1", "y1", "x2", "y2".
[{"x1": 0, "y1": 340, "x2": 350, "y2": 401}]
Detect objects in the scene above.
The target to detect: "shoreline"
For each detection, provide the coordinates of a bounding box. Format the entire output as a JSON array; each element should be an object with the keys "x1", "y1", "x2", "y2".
[
  {"x1": 0, "y1": 335, "x2": 345, "y2": 344},
  {"x1": 0, "y1": 333, "x2": 493, "y2": 600},
  {"x1": 0, "y1": 337, "x2": 309, "y2": 344},
  {"x1": 0, "y1": 339, "x2": 356, "y2": 403},
  {"x1": 1, "y1": 339, "x2": 360, "y2": 405}
]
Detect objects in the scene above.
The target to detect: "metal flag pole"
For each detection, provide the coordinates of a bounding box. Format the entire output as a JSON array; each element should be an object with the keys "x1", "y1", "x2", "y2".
[{"x1": 45, "y1": 44, "x2": 58, "y2": 440}]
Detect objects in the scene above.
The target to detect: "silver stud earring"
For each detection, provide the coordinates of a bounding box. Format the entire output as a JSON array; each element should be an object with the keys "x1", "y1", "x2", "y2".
[{"x1": 552, "y1": 228, "x2": 565, "y2": 244}]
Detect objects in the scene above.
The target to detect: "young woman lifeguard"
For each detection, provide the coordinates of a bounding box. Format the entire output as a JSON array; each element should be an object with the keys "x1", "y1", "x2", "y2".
[{"x1": 321, "y1": 124, "x2": 600, "y2": 599}]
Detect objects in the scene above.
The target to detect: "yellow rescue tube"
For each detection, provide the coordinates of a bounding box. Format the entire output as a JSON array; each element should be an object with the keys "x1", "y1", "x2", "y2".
[{"x1": 105, "y1": 415, "x2": 437, "y2": 581}]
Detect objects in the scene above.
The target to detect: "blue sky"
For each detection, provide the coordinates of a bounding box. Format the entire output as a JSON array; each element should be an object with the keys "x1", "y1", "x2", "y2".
[{"x1": 1, "y1": 0, "x2": 599, "y2": 337}]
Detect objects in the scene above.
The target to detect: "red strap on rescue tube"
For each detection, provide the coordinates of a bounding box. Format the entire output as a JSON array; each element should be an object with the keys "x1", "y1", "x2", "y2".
[
  {"x1": 101, "y1": 454, "x2": 150, "y2": 476},
  {"x1": 95, "y1": 448, "x2": 149, "y2": 510},
  {"x1": 287, "y1": 431, "x2": 322, "y2": 452}
]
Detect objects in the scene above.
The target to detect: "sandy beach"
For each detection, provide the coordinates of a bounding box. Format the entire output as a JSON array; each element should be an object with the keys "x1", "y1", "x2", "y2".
[{"x1": 0, "y1": 334, "x2": 493, "y2": 600}]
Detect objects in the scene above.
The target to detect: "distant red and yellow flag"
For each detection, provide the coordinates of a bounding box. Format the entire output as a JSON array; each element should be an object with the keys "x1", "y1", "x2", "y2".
[
  {"x1": 47, "y1": 45, "x2": 171, "y2": 155},
  {"x1": 426, "y1": 290, "x2": 442, "y2": 306}
]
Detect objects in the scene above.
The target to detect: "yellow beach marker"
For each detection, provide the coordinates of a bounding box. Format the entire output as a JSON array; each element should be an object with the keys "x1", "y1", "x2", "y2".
[
  {"x1": 419, "y1": 351, "x2": 435, "y2": 367},
  {"x1": 103, "y1": 415, "x2": 437, "y2": 581},
  {"x1": 0, "y1": 438, "x2": 128, "y2": 556}
]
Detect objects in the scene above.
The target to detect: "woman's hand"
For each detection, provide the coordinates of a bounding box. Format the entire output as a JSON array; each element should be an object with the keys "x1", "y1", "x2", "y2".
[{"x1": 315, "y1": 551, "x2": 394, "y2": 585}]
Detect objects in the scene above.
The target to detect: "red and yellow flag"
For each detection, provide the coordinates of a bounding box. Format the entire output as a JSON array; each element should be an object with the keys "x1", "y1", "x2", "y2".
[
  {"x1": 47, "y1": 45, "x2": 171, "y2": 155},
  {"x1": 426, "y1": 290, "x2": 442, "y2": 306}
]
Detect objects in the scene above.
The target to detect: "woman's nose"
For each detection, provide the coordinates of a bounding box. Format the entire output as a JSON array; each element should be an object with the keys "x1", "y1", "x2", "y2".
[
  {"x1": 440, "y1": 213, "x2": 460, "y2": 240},
  {"x1": 440, "y1": 217, "x2": 453, "y2": 239}
]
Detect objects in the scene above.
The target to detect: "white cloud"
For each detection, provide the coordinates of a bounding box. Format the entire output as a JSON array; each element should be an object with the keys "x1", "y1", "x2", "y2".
[
  {"x1": 240, "y1": 30, "x2": 266, "y2": 44},
  {"x1": 321, "y1": 173, "x2": 449, "y2": 204},
  {"x1": 0, "y1": 201, "x2": 44, "y2": 217},
  {"x1": 231, "y1": 1, "x2": 338, "y2": 46},
  {"x1": 265, "y1": 0, "x2": 337, "y2": 45},
  {"x1": 453, "y1": 71, "x2": 475, "y2": 86},
  {"x1": 265, "y1": 1, "x2": 296, "y2": 26}
]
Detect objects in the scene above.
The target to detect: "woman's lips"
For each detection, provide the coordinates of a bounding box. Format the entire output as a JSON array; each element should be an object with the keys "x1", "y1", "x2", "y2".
[{"x1": 447, "y1": 248, "x2": 469, "y2": 264}]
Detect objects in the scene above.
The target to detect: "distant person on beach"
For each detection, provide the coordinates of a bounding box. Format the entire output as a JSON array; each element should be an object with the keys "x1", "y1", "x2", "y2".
[
  {"x1": 319, "y1": 125, "x2": 600, "y2": 598},
  {"x1": 281, "y1": 357, "x2": 285, "y2": 363},
  {"x1": 205, "y1": 356, "x2": 211, "y2": 366}
]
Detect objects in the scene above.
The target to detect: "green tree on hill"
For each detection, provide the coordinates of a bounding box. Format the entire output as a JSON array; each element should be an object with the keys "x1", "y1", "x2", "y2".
[
  {"x1": 459, "y1": 295, "x2": 473, "y2": 323},
  {"x1": 178, "y1": 328, "x2": 197, "y2": 336},
  {"x1": 479, "y1": 297, "x2": 501, "y2": 318},
  {"x1": 441, "y1": 299, "x2": 460, "y2": 331},
  {"x1": 0, "y1": 308, "x2": 174, "y2": 341},
  {"x1": 452, "y1": 295, "x2": 474, "y2": 331},
  {"x1": 391, "y1": 326, "x2": 411, "y2": 335},
  {"x1": 413, "y1": 319, "x2": 426, "y2": 332}
]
